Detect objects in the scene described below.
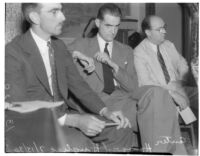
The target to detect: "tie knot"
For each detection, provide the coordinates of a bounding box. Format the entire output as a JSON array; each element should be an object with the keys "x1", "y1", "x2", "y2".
[
  {"x1": 47, "y1": 41, "x2": 52, "y2": 48},
  {"x1": 105, "y1": 42, "x2": 109, "y2": 48},
  {"x1": 104, "y1": 43, "x2": 109, "y2": 56}
]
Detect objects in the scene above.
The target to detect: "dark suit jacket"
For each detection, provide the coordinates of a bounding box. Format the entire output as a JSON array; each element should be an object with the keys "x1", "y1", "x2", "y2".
[{"x1": 5, "y1": 30, "x2": 105, "y2": 116}]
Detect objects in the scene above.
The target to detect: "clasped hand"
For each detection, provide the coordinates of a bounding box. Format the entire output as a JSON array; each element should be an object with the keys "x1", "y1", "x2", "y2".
[
  {"x1": 77, "y1": 114, "x2": 106, "y2": 136},
  {"x1": 72, "y1": 51, "x2": 95, "y2": 73},
  {"x1": 77, "y1": 109, "x2": 131, "y2": 136},
  {"x1": 166, "y1": 81, "x2": 189, "y2": 110}
]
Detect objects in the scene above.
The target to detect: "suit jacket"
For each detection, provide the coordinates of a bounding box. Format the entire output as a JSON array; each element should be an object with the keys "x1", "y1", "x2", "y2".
[
  {"x1": 5, "y1": 30, "x2": 105, "y2": 116},
  {"x1": 68, "y1": 36, "x2": 142, "y2": 130},
  {"x1": 68, "y1": 36, "x2": 139, "y2": 95},
  {"x1": 134, "y1": 38, "x2": 189, "y2": 87}
]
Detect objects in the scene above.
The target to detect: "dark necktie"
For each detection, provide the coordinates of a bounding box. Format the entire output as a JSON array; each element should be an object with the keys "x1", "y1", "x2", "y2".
[
  {"x1": 157, "y1": 45, "x2": 170, "y2": 83},
  {"x1": 102, "y1": 43, "x2": 115, "y2": 94},
  {"x1": 47, "y1": 41, "x2": 60, "y2": 101}
]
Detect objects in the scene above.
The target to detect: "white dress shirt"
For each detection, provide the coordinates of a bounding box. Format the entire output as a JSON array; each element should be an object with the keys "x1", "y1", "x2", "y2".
[
  {"x1": 97, "y1": 34, "x2": 117, "y2": 86},
  {"x1": 30, "y1": 29, "x2": 53, "y2": 95},
  {"x1": 30, "y1": 29, "x2": 66, "y2": 125}
]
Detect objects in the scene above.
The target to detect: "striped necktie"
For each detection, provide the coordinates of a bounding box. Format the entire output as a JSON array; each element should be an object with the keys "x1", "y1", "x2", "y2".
[
  {"x1": 102, "y1": 43, "x2": 115, "y2": 94},
  {"x1": 157, "y1": 45, "x2": 170, "y2": 83},
  {"x1": 47, "y1": 41, "x2": 60, "y2": 101}
]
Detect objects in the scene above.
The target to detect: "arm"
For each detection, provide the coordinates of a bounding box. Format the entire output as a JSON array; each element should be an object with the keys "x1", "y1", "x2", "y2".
[
  {"x1": 171, "y1": 43, "x2": 189, "y2": 81},
  {"x1": 64, "y1": 48, "x2": 105, "y2": 114},
  {"x1": 5, "y1": 44, "x2": 27, "y2": 102}
]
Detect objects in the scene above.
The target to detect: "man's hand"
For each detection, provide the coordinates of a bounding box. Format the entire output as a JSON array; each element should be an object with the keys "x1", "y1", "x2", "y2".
[
  {"x1": 72, "y1": 51, "x2": 95, "y2": 73},
  {"x1": 77, "y1": 114, "x2": 106, "y2": 136},
  {"x1": 167, "y1": 80, "x2": 183, "y2": 92},
  {"x1": 169, "y1": 90, "x2": 188, "y2": 111},
  {"x1": 101, "y1": 108, "x2": 131, "y2": 129},
  {"x1": 94, "y1": 52, "x2": 119, "y2": 73},
  {"x1": 66, "y1": 114, "x2": 106, "y2": 136}
]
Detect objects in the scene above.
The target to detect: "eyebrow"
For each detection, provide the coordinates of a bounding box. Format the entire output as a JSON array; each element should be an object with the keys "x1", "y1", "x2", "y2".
[{"x1": 104, "y1": 23, "x2": 120, "y2": 27}]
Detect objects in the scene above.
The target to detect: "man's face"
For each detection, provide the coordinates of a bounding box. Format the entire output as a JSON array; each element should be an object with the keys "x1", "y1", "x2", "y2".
[
  {"x1": 146, "y1": 16, "x2": 166, "y2": 45},
  {"x1": 96, "y1": 14, "x2": 120, "y2": 42},
  {"x1": 37, "y1": 3, "x2": 66, "y2": 37}
]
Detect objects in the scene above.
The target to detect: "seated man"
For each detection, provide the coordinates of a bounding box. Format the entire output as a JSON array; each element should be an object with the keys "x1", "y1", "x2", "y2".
[
  {"x1": 5, "y1": 3, "x2": 135, "y2": 152},
  {"x1": 68, "y1": 3, "x2": 139, "y2": 132},
  {"x1": 134, "y1": 15, "x2": 198, "y2": 154},
  {"x1": 69, "y1": 4, "x2": 188, "y2": 155}
]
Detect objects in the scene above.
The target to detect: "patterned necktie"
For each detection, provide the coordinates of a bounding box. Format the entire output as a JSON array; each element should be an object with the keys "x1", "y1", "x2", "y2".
[
  {"x1": 102, "y1": 43, "x2": 115, "y2": 94},
  {"x1": 157, "y1": 45, "x2": 170, "y2": 83},
  {"x1": 47, "y1": 41, "x2": 60, "y2": 101}
]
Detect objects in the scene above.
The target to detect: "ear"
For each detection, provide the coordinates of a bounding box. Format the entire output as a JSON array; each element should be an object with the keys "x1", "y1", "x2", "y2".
[
  {"x1": 145, "y1": 29, "x2": 151, "y2": 37},
  {"x1": 95, "y1": 19, "x2": 100, "y2": 28},
  {"x1": 29, "y1": 12, "x2": 40, "y2": 25}
]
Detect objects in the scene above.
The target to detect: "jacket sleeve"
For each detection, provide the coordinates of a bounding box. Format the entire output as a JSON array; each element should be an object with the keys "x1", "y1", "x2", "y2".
[
  {"x1": 114, "y1": 51, "x2": 139, "y2": 92},
  {"x1": 63, "y1": 44, "x2": 105, "y2": 114},
  {"x1": 5, "y1": 44, "x2": 27, "y2": 102},
  {"x1": 170, "y1": 43, "x2": 189, "y2": 81}
]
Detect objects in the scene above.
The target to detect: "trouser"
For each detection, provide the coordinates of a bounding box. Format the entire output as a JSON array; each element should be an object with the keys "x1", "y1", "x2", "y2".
[
  {"x1": 61, "y1": 123, "x2": 135, "y2": 152},
  {"x1": 133, "y1": 86, "x2": 187, "y2": 155},
  {"x1": 5, "y1": 108, "x2": 135, "y2": 153}
]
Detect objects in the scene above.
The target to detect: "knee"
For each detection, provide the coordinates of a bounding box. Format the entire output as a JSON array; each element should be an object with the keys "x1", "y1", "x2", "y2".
[{"x1": 149, "y1": 86, "x2": 170, "y2": 97}]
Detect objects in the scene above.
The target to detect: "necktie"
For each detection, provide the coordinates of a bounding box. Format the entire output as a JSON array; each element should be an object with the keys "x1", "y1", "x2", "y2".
[
  {"x1": 157, "y1": 45, "x2": 170, "y2": 83},
  {"x1": 47, "y1": 41, "x2": 60, "y2": 101},
  {"x1": 102, "y1": 43, "x2": 115, "y2": 94}
]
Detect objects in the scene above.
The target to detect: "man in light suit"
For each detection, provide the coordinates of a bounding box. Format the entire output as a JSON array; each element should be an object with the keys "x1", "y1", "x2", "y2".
[
  {"x1": 5, "y1": 3, "x2": 135, "y2": 152},
  {"x1": 69, "y1": 5, "x2": 188, "y2": 154},
  {"x1": 134, "y1": 15, "x2": 195, "y2": 154}
]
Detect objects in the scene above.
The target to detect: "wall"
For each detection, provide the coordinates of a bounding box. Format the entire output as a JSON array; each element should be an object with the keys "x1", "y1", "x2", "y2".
[
  {"x1": 156, "y1": 3, "x2": 182, "y2": 54},
  {"x1": 5, "y1": 3, "x2": 23, "y2": 44},
  {"x1": 129, "y1": 3, "x2": 146, "y2": 32}
]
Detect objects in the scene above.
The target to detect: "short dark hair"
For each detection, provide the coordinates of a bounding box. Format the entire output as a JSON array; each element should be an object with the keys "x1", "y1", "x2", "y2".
[
  {"x1": 21, "y1": 3, "x2": 40, "y2": 24},
  {"x1": 141, "y1": 15, "x2": 154, "y2": 33},
  {"x1": 97, "y1": 3, "x2": 122, "y2": 20}
]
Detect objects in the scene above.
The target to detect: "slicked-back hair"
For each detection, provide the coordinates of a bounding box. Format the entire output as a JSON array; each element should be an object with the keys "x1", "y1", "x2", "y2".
[
  {"x1": 21, "y1": 3, "x2": 40, "y2": 24},
  {"x1": 97, "y1": 3, "x2": 122, "y2": 20},
  {"x1": 141, "y1": 15, "x2": 154, "y2": 34}
]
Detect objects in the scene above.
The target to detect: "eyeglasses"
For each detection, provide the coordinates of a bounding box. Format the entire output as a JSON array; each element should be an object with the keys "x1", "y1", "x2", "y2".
[{"x1": 150, "y1": 24, "x2": 167, "y2": 33}]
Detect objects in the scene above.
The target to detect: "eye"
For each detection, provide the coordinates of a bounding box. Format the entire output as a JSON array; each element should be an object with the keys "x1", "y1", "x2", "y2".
[{"x1": 50, "y1": 9, "x2": 60, "y2": 15}]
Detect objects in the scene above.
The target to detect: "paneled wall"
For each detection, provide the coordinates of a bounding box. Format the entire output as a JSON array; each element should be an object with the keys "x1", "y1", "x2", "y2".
[{"x1": 5, "y1": 3, "x2": 23, "y2": 44}]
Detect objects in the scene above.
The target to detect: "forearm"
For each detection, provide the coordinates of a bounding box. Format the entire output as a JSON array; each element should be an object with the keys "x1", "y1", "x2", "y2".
[{"x1": 64, "y1": 113, "x2": 80, "y2": 127}]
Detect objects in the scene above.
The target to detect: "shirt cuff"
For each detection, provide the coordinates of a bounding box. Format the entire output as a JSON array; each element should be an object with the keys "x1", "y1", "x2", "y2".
[
  {"x1": 99, "y1": 107, "x2": 108, "y2": 116},
  {"x1": 58, "y1": 114, "x2": 67, "y2": 126}
]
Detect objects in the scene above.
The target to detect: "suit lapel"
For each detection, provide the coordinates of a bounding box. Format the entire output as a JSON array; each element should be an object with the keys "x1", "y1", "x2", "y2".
[
  {"x1": 20, "y1": 30, "x2": 52, "y2": 95},
  {"x1": 51, "y1": 40, "x2": 68, "y2": 100},
  {"x1": 88, "y1": 37, "x2": 104, "y2": 82},
  {"x1": 112, "y1": 41, "x2": 122, "y2": 65}
]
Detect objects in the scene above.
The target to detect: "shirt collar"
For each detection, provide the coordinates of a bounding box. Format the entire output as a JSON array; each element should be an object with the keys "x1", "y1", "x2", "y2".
[
  {"x1": 97, "y1": 33, "x2": 113, "y2": 55},
  {"x1": 30, "y1": 29, "x2": 50, "y2": 54},
  {"x1": 147, "y1": 39, "x2": 158, "y2": 53}
]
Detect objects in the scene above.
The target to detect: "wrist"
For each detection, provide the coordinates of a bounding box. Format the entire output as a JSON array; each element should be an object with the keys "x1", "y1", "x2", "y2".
[
  {"x1": 65, "y1": 114, "x2": 80, "y2": 127},
  {"x1": 99, "y1": 107, "x2": 108, "y2": 117}
]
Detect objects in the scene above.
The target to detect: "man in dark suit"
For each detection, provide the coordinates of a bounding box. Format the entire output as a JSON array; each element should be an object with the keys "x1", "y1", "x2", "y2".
[{"x1": 5, "y1": 3, "x2": 135, "y2": 152}]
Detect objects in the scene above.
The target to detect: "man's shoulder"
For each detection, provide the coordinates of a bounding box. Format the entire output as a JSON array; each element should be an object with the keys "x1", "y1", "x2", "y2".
[
  {"x1": 162, "y1": 40, "x2": 174, "y2": 48},
  {"x1": 133, "y1": 39, "x2": 147, "y2": 55},
  {"x1": 114, "y1": 40, "x2": 133, "y2": 52},
  {"x1": 5, "y1": 34, "x2": 25, "y2": 55}
]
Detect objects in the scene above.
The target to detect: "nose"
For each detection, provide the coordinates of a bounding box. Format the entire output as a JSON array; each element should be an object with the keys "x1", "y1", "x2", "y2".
[
  {"x1": 111, "y1": 27, "x2": 117, "y2": 34},
  {"x1": 161, "y1": 28, "x2": 167, "y2": 34},
  {"x1": 60, "y1": 12, "x2": 66, "y2": 22}
]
